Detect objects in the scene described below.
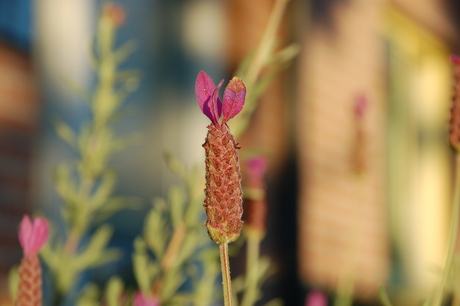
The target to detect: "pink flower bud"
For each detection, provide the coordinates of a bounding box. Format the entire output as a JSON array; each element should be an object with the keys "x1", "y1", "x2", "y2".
[
  {"x1": 18, "y1": 215, "x2": 49, "y2": 257},
  {"x1": 246, "y1": 156, "x2": 268, "y2": 186},
  {"x1": 354, "y1": 94, "x2": 367, "y2": 119},
  {"x1": 133, "y1": 292, "x2": 160, "y2": 306},
  {"x1": 305, "y1": 290, "x2": 327, "y2": 306},
  {"x1": 103, "y1": 3, "x2": 126, "y2": 27}
]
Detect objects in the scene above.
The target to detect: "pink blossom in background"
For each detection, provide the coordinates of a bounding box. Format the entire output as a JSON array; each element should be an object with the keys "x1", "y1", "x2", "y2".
[
  {"x1": 305, "y1": 290, "x2": 328, "y2": 306},
  {"x1": 451, "y1": 54, "x2": 460, "y2": 65},
  {"x1": 354, "y1": 94, "x2": 368, "y2": 119},
  {"x1": 246, "y1": 156, "x2": 269, "y2": 186},
  {"x1": 18, "y1": 215, "x2": 49, "y2": 257},
  {"x1": 133, "y1": 292, "x2": 160, "y2": 306}
]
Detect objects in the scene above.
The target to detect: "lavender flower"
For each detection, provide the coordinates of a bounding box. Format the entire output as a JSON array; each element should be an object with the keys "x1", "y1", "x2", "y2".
[
  {"x1": 17, "y1": 215, "x2": 49, "y2": 306},
  {"x1": 196, "y1": 71, "x2": 246, "y2": 244}
]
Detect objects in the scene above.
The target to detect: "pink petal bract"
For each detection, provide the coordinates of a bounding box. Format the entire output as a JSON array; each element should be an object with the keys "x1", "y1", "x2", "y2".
[
  {"x1": 222, "y1": 77, "x2": 246, "y2": 124},
  {"x1": 18, "y1": 215, "x2": 49, "y2": 257},
  {"x1": 195, "y1": 71, "x2": 222, "y2": 124}
]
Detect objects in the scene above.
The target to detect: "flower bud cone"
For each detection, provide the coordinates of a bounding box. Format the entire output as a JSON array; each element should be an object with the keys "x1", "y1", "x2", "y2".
[
  {"x1": 17, "y1": 256, "x2": 42, "y2": 306},
  {"x1": 203, "y1": 123, "x2": 243, "y2": 244},
  {"x1": 450, "y1": 56, "x2": 460, "y2": 150}
]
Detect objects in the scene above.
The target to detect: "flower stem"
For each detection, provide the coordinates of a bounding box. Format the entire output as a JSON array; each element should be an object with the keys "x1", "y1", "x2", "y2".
[
  {"x1": 220, "y1": 243, "x2": 233, "y2": 306},
  {"x1": 242, "y1": 234, "x2": 261, "y2": 306},
  {"x1": 430, "y1": 152, "x2": 460, "y2": 306}
]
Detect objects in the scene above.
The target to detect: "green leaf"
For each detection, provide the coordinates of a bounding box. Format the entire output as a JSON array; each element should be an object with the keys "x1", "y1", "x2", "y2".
[
  {"x1": 51, "y1": 116, "x2": 78, "y2": 149},
  {"x1": 133, "y1": 237, "x2": 159, "y2": 294},
  {"x1": 169, "y1": 185, "x2": 186, "y2": 228},
  {"x1": 76, "y1": 283, "x2": 100, "y2": 306},
  {"x1": 164, "y1": 152, "x2": 188, "y2": 182},
  {"x1": 144, "y1": 198, "x2": 169, "y2": 257},
  {"x1": 161, "y1": 267, "x2": 186, "y2": 302},
  {"x1": 114, "y1": 40, "x2": 137, "y2": 64},
  {"x1": 264, "y1": 298, "x2": 284, "y2": 306},
  {"x1": 89, "y1": 170, "x2": 117, "y2": 209},
  {"x1": 7, "y1": 266, "x2": 18, "y2": 302},
  {"x1": 267, "y1": 43, "x2": 300, "y2": 66},
  {"x1": 93, "y1": 196, "x2": 143, "y2": 223},
  {"x1": 105, "y1": 276, "x2": 124, "y2": 306},
  {"x1": 74, "y1": 225, "x2": 115, "y2": 271},
  {"x1": 110, "y1": 133, "x2": 142, "y2": 153}
]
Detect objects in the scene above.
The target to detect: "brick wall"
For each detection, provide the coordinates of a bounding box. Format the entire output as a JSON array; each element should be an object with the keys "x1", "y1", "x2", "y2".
[
  {"x1": 0, "y1": 43, "x2": 38, "y2": 300},
  {"x1": 297, "y1": 0, "x2": 389, "y2": 298}
]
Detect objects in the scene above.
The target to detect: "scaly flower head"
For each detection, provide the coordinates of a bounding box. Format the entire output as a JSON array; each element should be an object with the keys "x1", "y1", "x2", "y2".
[
  {"x1": 196, "y1": 71, "x2": 246, "y2": 244},
  {"x1": 450, "y1": 55, "x2": 460, "y2": 151},
  {"x1": 18, "y1": 215, "x2": 49, "y2": 258}
]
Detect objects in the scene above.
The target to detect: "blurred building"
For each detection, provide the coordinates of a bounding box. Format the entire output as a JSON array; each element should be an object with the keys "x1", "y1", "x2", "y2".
[
  {"x1": 1, "y1": 0, "x2": 460, "y2": 305},
  {"x1": 295, "y1": 0, "x2": 458, "y2": 303},
  {"x1": 0, "y1": 0, "x2": 38, "y2": 302}
]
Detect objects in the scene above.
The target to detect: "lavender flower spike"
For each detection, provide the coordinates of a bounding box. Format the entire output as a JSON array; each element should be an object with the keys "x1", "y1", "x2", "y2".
[{"x1": 196, "y1": 71, "x2": 246, "y2": 244}]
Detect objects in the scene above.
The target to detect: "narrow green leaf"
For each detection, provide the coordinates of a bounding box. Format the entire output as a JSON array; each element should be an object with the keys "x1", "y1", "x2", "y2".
[
  {"x1": 76, "y1": 283, "x2": 100, "y2": 306},
  {"x1": 90, "y1": 170, "x2": 117, "y2": 209},
  {"x1": 169, "y1": 185, "x2": 185, "y2": 228},
  {"x1": 164, "y1": 152, "x2": 187, "y2": 182},
  {"x1": 51, "y1": 116, "x2": 78, "y2": 149},
  {"x1": 132, "y1": 237, "x2": 153, "y2": 294},
  {"x1": 144, "y1": 198, "x2": 169, "y2": 257},
  {"x1": 105, "y1": 276, "x2": 124, "y2": 306},
  {"x1": 114, "y1": 40, "x2": 137, "y2": 64},
  {"x1": 7, "y1": 266, "x2": 18, "y2": 302}
]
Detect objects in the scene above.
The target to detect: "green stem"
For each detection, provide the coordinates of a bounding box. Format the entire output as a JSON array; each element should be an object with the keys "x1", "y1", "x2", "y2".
[
  {"x1": 245, "y1": 0, "x2": 290, "y2": 88},
  {"x1": 242, "y1": 234, "x2": 261, "y2": 306},
  {"x1": 232, "y1": 0, "x2": 290, "y2": 139},
  {"x1": 430, "y1": 153, "x2": 460, "y2": 306},
  {"x1": 220, "y1": 243, "x2": 233, "y2": 306}
]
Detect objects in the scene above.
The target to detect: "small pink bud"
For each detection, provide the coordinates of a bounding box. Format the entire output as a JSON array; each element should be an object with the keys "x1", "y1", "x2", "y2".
[
  {"x1": 354, "y1": 94, "x2": 367, "y2": 118},
  {"x1": 133, "y1": 292, "x2": 160, "y2": 306},
  {"x1": 103, "y1": 3, "x2": 126, "y2": 27},
  {"x1": 18, "y1": 215, "x2": 49, "y2": 257},
  {"x1": 305, "y1": 290, "x2": 328, "y2": 306},
  {"x1": 246, "y1": 156, "x2": 268, "y2": 186}
]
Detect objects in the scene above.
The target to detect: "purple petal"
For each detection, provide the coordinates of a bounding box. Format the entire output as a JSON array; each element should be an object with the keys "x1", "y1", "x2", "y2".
[
  {"x1": 18, "y1": 215, "x2": 32, "y2": 251},
  {"x1": 195, "y1": 71, "x2": 222, "y2": 124},
  {"x1": 222, "y1": 77, "x2": 246, "y2": 123},
  {"x1": 208, "y1": 79, "x2": 223, "y2": 125}
]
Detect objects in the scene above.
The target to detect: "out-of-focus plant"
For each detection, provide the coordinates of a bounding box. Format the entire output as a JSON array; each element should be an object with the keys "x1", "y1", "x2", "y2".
[
  {"x1": 39, "y1": 3, "x2": 141, "y2": 303},
  {"x1": 132, "y1": 153, "x2": 221, "y2": 305},
  {"x1": 230, "y1": 0, "x2": 299, "y2": 139}
]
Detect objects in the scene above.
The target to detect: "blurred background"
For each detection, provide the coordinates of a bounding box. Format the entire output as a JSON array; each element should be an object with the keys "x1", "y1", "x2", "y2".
[{"x1": 1, "y1": 0, "x2": 460, "y2": 305}]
